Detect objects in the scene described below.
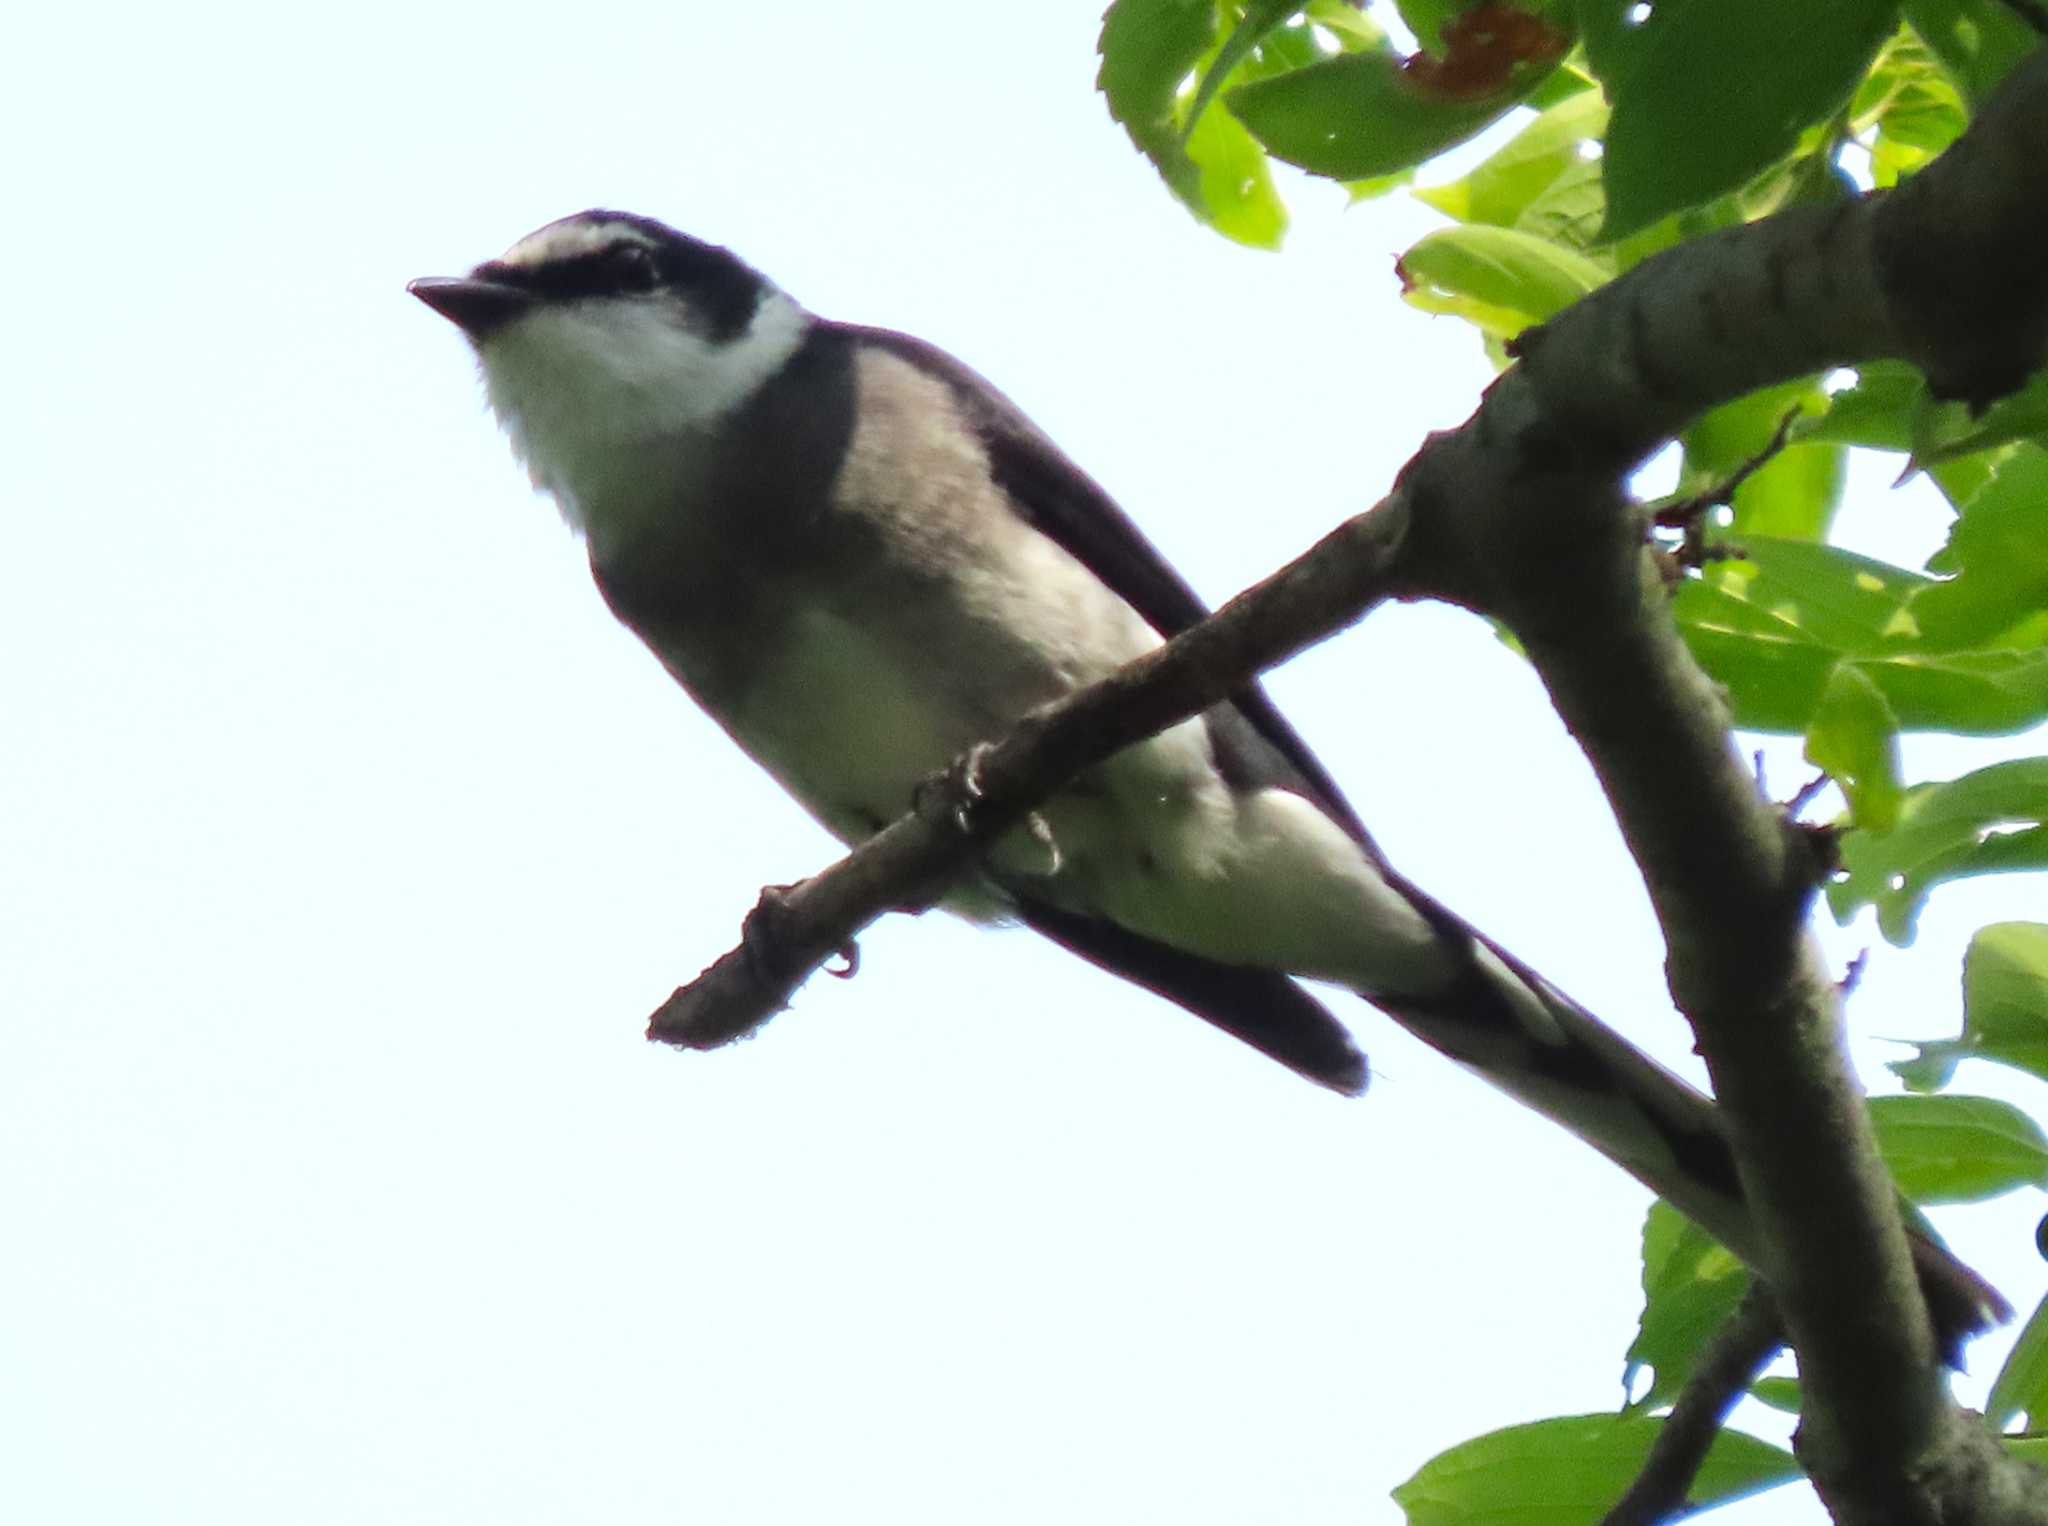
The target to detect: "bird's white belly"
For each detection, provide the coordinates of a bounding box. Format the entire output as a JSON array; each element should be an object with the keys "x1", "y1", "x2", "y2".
[
  {"x1": 727, "y1": 607, "x2": 985, "y2": 843},
  {"x1": 717, "y1": 604, "x2": 1443, "y2": 991}
]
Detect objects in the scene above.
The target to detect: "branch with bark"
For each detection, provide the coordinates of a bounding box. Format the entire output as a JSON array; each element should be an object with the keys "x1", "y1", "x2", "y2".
[
  {"x1": 1603, "y1": 1288, "x2": 1786, "y2": 1526},
  {"x1": 650, "y1": 47, "x2": 2048, "y2": 1526}
]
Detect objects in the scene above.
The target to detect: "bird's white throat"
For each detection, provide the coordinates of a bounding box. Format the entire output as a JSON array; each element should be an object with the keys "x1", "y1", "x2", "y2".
[{"x1": 477, "y1": 288, "x2": 809, "y2": 540}]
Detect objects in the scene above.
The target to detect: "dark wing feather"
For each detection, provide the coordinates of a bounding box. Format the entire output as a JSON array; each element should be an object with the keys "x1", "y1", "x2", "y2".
[{"x1": 1016, "y1": 898, "x2": 1367, "y2": 1095}]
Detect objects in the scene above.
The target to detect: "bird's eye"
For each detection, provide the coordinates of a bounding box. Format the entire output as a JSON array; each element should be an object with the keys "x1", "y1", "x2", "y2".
[{"x1": 609, "y1": 243, "x2": 660, "y2": 292}]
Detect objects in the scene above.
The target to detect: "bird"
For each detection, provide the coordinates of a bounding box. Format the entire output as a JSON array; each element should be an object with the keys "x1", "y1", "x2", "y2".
[{"x1": 410, "y1": 209, "x2": 2005, "y2": 1352}]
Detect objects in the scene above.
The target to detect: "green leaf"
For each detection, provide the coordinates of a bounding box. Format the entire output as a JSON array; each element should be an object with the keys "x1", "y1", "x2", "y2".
[
  {"x1": 1183, "y1": 84, "x2": 1291, "y2": 247},
  {"x1": 1798, "y1": 361, "x2": 1924, "y2": 452},
  {"x1": 1181, "y1": 2, "x2": 1310, "y2": 147},
  {"x1": 1900, "y1": 0, "x2": 2042, "y2": 102},
  {"x1": 1099, "y1": 2, "x2": 1224, "y2": 212},
  {"x1": 1681, "y1": 378, "x2": 1844, "y2": 540},
  {"x1": 1805, "y1": 664, "x2": 1905, "y2": 830},
  {"x1": 1857, "y1": 30, "x2": 1971, "y2": 184},
  {"x1": 1674, "y1": 539, "x2": 2048, "y2": 736},
  {"x1": 1892, "y1": 922, "x2": 2048, "y2": 1090},
  {"x1": 1097, "y1": 1, "x2": 1294, "y2": 247},
  {"x1": 1513, "y1": 154, "x2": 1610, "y2": 251},
  {"x1": 1910, "y1": 371, "x2": 2048, "y2": 470},
  {"x1": 1829, "y1": 762, "x2": 2048, "y2": 942},
  {"x1": 1398, "y1": 224, "x2": 1610, "y2": 341},
  {"x1": 1869, "y1": 1094, "x2": 2048, "y2": 1202},
  {"x1": 1625, "y1": 1203, "x2": 1750, "y2": 1411},
  {"x1": 1908, "y1": 447, "x2": 2048, "y2": 651},
  {"x1": 1396, "y1": 0, "x2": 1462, "y2": 51},
  {"x1": 1393, "y1": 1413, "x2": 1799, "y2": 1524},
  {"x1": 1415, "y1": 87, "x2": 1610, "y2": 228},
  {"x1": 1750, "y1": 1376, "x2": 1803, "y2": 1414},
  {"x1": 1589, "y1": 0, "x2": 1901, "y2": 239},
  {"x1": 1227, "y1": 47, "x2": 1521, "y2": 180},
  {"x1": 1988, "y1": 1287, "x2": 2048, "y2": 1430}
]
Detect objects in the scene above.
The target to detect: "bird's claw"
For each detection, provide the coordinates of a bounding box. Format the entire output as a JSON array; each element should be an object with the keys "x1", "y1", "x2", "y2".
[{"x1": 916, "y1": 742, "x2": 996, "y2": 837}]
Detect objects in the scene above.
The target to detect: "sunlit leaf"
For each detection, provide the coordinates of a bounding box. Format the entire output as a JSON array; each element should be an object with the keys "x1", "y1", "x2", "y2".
[
  {"x1": 1625, "y1": 1203, "x2": 1750, "y2": 1411},
  {"x1": 1183, "y1": 84, "x2": 1290, "y2": 248},
  {"x1": 1675, "y1": 540, "x2": 2048, "y2": 736},
  {"x1": 1393, "y1": 1413, "x2": 1798, "y2": 1524},
  {"x1": 1181, "y1": 2, "x2": 1315, "y2": 148},
  {"x1": 1805, "y1": 663, "x2": 1904, "y2": 830},
  {"x1": 1397, "y1": 223, "x2": 1609, "y2": 341},
  {"x1": 1900, "y1": 0, "x2": 2041, "y2": 102},
  {"x1": 1415, "y1": 88, "x2": 1609, "y2": 227},
  {"x1": 1857, "y1": 30, "x2": 1970, "y2": 183}
]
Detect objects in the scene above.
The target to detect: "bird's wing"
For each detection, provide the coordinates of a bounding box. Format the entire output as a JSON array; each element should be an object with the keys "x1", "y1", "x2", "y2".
[
  {"x1": 834, "y1": 324, "x2": 1374, "y2": 1093},
  {"x1": 838, "y1": 324, "x2": 1378, "y2": 853}
]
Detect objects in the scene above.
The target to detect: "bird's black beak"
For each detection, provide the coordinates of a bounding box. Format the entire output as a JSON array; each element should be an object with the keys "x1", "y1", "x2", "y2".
[{"x1": 407, "y1": 276, "x2": 535, "y2": 339}]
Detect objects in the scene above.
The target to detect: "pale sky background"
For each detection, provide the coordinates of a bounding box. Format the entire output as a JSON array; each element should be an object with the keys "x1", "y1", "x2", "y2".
[{"x1": 5, "y1": 3, "x2": 2044, "y2": 1523}]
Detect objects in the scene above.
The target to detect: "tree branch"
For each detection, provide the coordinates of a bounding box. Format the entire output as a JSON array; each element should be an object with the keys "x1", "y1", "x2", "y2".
[
  {"x1": 1602, "y1": 1287, "x2": 1785, "y2": 1526},
  {"x1": 1388, "y1": 51, "x2": 2048, "y2": 1522}
]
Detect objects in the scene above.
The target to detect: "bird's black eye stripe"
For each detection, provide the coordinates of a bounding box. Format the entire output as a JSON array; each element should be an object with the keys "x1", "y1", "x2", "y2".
[
  {"x1": 468, "y1": 242, "x2": 666, "y2": 301},
  {"x1": 608, "y1": 242, "x2": 660, "y2": 290},
  {"x1": 470, "y1": 219, "x2": 767, "y2": 341}
]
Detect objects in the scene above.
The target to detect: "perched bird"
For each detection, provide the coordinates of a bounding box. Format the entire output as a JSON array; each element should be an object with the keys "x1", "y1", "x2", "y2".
[{"x1": 411, "y1": 210, "x2": 2003, "y2": 1350}]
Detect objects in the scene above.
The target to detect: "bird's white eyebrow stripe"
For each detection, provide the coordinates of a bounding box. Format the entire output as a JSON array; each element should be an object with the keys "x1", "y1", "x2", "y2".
[{"x1": 500, "y1": 218, "x2": 656, "y2": 268}]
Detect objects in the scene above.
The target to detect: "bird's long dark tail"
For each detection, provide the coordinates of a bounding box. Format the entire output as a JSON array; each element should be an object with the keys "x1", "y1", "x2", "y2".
[{"x1": 1369, "y1": 877, "x2": 2009, "y2": 1361}]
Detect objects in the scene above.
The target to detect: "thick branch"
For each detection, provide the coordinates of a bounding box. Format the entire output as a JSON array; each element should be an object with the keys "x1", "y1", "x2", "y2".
[{"x1": 1392, "y1": 50, "x2": 2048, "y2": 1523}]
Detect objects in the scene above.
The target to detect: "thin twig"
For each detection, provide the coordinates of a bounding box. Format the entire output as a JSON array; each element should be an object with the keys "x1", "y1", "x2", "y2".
[
  {"x1": 1603, "y1": 1287, "x2": 1787, "y2": 1526},
  {"x1": 1784, "y1": 771, "x2": 1833, "y2": 821},
  {"x1": 1650, "y1": 406, "x2": 1802, "y2": 576}
]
